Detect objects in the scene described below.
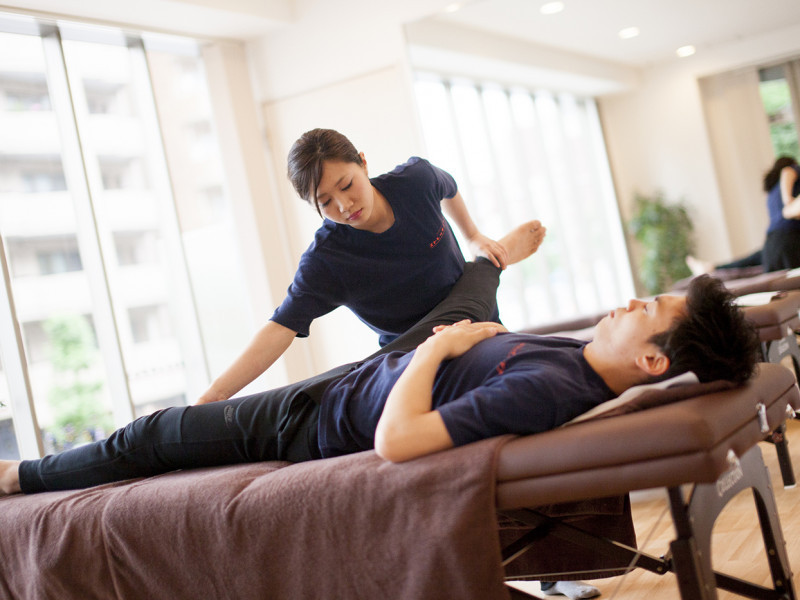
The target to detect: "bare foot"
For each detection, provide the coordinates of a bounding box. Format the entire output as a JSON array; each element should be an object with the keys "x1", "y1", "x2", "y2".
[
  {"x1": 499, "y1": 220, "x2": 546, "y2": 265},
  {"x1": 686, "y1": 255, "x2": 713, "y2": 277},
  {"x1": 0, "y1": 460, "x2": 21, "y2": 496}
]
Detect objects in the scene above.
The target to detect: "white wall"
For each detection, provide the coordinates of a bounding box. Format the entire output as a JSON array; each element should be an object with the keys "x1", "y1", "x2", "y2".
[{"x1": 599, "y1": 22, "x2": 800, "y2": 266}]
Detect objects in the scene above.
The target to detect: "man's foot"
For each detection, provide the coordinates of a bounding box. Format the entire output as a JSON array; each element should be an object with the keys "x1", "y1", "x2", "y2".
[
  {"x1": 542, "y1": 580, "x2": 601, "y2": 599},
  {"x1": 686, "y1": 255, "x2": 713, "y2": 276},
  {"x1": 0, "y1": 460, "x2": 22, "y2": 496},
  {"x1": 500, "y1": 220, "x2": 546, "y2": 265}
]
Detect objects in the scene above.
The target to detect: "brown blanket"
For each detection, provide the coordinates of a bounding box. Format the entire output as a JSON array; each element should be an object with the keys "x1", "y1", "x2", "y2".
[{"x1": 0, "y1": 436, "x2": 512, "y2": 600}]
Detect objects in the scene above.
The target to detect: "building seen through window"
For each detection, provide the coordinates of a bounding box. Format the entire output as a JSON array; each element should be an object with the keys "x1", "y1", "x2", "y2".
[
  {"x1": 0, "y1": 17, "x2": 247, "y2": 459},
  {"x1": 759, "y1": 63, "x2": 800, "y2": 159}
]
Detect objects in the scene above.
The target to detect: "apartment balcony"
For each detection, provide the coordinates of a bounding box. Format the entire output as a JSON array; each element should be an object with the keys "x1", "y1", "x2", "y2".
[
  {"x1": 11, "y1": 264, "x2": 168, "y2": 322},
  {"x1": 1, "y1": 190, "x2": 162, "y2": 239},
  {"x1": 0, "y1": 111, "x2": 145, "y2": 157},
  {"x1": 0, "y1": 112, "x2": 62, "y2": 154},
  {"x1": 0, "y1": 192, "x2": 77, "y2": 237}
]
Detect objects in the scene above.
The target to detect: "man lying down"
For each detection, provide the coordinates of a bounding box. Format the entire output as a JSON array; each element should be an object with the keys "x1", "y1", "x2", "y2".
[{"x1": 0, "y1": 259, "x2": 759, "y2": 501}]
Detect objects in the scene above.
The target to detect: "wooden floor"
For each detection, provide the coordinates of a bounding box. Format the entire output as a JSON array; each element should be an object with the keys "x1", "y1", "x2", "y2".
[{"x1": 508, "y1": 417, "x2": 800, "y2": 599}]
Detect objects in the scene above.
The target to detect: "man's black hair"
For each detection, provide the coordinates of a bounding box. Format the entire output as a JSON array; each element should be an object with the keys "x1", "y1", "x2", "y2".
[{"x1": 649, "y1": 275, "x2": 760, "y2": 384}]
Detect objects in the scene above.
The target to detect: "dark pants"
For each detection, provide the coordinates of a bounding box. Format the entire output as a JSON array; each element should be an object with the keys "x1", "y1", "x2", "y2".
[
  {"x1": 19, "y1": 260, "x2": 501, "y2": 494},
  {"x1": 717, "y1": 249, "x2": 763, "y2": 270},
  {"x1": 763, "y1": 228, "x2": 800, "y2": 272}
]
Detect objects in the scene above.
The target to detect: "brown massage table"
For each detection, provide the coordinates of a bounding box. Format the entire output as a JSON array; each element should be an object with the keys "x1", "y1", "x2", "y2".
[
  {"x1": 497, "y1": 361, "x2": 799, "y2": 599},
  {"x1": 0, "y1": 365, "x2": 797, "y2": 600},
  {"x1": 522, "y1": 288, "x2": 800, "y2": 490}
]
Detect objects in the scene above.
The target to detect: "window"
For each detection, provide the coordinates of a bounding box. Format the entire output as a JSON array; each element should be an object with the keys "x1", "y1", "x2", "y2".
[
  {"x1": 413, "y1": 75, "x2": 634, "y2": 329},
  {"x1": 0, "y1": 13, "x2": 247, "y2": 458},
  {"x1": 758, "y1": 64, "x2": 800, "y2": 159},
  {"x1": 0, "y1": 357, "x2": 19, "y2": 460},
  {"x1": 0, "y1": 72, "x2": 51, "y2": 111}
]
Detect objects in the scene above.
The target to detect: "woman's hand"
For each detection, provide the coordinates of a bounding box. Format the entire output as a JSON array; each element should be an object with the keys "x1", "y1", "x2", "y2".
[{"x1": 467, "y1": 233, "x2": 509, "y2": 269}]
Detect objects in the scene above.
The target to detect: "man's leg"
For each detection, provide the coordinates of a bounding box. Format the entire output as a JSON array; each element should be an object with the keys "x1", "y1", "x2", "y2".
[
  {"x1": 16, "y1": 380, "x2": 323, "y2": 494},
  {"x1": 368, "y1": 220, "x2": 545, "y2": 357},
  {"x1": 367, "y1": 258, "x2": 502, "y2": 358}
]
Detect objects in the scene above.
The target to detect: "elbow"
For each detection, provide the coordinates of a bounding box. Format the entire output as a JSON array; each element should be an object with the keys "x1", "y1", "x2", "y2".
[{"x1": 374, "y1": 425, "x2": 408, "y2": 463}]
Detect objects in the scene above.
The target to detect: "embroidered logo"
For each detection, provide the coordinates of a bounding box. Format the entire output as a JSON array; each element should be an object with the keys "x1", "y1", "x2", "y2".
[
  {"x1": 429, "y1": 219, "x2": 446, "y2": 248},
  {"x1": 496, "y1": 343, "x2": 525, "y2": 375},
  {"x1": 224, "y1": 405, "x2": 235, "y2": 427}
]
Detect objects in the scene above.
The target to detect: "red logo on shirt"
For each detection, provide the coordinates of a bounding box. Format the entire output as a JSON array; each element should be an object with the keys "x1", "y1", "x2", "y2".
[
  {"x1": 429, "y1": 219, "x2": 446, "y2": 248},
  {"x1": 496, "y1": 343, "x2": 524, "y2": 375}
]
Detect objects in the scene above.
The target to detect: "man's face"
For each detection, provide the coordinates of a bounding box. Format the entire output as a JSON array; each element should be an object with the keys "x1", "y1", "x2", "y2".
[{"x1": 593, "y1": 295, "x2": 688, "y2": 361}]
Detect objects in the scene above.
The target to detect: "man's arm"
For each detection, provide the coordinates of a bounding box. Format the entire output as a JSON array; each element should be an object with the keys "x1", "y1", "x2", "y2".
[
  {"x1": 441, "y1": 191, "x2": 508, "y2": 268},
  {"x1": 374, "y1": 321, "x2": 501, "y2": 462}
]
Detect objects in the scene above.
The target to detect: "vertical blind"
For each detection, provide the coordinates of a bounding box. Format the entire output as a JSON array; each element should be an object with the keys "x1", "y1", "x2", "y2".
[{"x1": 413, "y1": 75, "x2": 634, "y2": 331}]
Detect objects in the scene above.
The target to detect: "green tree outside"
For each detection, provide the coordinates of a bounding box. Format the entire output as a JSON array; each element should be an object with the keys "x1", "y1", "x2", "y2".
[
  {"x1": 759, "y1": 79, "x2": 800, "y2": 159},
  {"x1": 43, "y1": 315, "x2": 111, "y2": 451},
  {"x1": 628, "y1": 193, "x2": 694, "y2": 295}
]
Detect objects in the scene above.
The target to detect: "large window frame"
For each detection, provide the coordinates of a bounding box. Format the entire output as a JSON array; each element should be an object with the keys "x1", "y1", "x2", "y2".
[{"x1": 0, "y1": 14, "x2": 216, "y2": 459}]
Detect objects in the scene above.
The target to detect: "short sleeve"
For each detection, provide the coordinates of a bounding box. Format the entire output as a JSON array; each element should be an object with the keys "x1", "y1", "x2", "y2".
[
  {"x1": 422, "y1": 159, "x2": 458, "y2": 200},
  {"x1": 270, "y1": 250, "x2": 344, "y2": 337},
  {"x1": 437, "y1": 373, "x2": 558, "y2": 447}
]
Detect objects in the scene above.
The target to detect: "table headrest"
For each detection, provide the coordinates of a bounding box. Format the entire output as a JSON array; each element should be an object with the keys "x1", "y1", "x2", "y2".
[{"x1": 567, "y1": 371, "x2": 735, "y2": 425}]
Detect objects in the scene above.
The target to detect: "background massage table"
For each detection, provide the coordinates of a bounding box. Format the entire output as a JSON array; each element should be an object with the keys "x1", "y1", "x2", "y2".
[
  {"x1": 671, "y1": 267, "x2": 800, "y2": 296},
  {"x1": 0, "y1": 366, "x2": 796, "y2": 600}
]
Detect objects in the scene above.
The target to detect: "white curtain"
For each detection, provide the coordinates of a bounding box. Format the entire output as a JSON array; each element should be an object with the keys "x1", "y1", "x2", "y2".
[{"x1": 413, "y1": 75, "x2": 634, "y2": 329}]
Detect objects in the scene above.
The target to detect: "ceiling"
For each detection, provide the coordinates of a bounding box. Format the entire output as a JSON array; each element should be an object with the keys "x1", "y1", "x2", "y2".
[
  {"x1": 432, "y1": 0, "x2": 800, "y2": 67},
  {"x1": 3, "y1": 0, "x2": 800, "y2": 69}
]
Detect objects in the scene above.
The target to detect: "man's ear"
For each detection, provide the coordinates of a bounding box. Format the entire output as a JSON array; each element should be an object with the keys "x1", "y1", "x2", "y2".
[{"x1": 634, "y1": 350, "x2": 670, "y2": 377}]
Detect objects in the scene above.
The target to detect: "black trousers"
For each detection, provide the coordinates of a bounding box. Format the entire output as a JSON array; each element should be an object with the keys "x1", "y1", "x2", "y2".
[
  {"x1": 763, "y1": 228, "x2": 800, "y2": 272},
  {"x1": 19, "y1": 259, "x2": 501, "y2": 493}
]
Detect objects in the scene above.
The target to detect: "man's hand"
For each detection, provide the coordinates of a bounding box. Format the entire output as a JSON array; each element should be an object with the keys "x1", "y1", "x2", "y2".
[
  {"x1": 424, "y1": 320, "x2": 505, "y2": 360},
  {"x1": 375, "y1": 320, "x2": 502, "y2": 462}
]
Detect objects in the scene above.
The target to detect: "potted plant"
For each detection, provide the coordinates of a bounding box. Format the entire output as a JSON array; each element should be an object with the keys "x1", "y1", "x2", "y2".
[{"x1": 627, "y1": 192, "x2": 694, "y2": 295}]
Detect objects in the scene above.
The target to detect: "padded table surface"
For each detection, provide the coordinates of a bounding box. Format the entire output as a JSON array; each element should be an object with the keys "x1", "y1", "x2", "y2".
[
  {"x1": 495, "y1": 362, "x2": 799, "y2": 510},
  {"x1": 737, "y1": 290, "x2": 800, "y2": 341}
]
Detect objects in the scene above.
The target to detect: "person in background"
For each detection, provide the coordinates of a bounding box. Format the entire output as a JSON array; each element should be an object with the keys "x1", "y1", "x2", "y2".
[{"x1": 687, "y1": 155, "x2": 800, "y2": 276}]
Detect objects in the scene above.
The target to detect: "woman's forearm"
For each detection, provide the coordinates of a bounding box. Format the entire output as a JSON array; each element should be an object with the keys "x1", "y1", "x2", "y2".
[
  {"x1": 783, "y1": 197, "x2": 800, "y2": 219},
  {"x1": 196, "y1": 321, "x2": 296, "y2": 404},
  {"x1": 442, "y1": 191, "x2": 480, "y2": 239}
]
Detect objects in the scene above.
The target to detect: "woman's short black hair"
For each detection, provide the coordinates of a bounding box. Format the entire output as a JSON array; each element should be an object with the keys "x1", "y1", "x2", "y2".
[
  {"x1": 287, "y1": 129, "x2": 363, "y2": 214},
  {"x1": 649, "y1": 275, "x2": 760, "y2": 384}
]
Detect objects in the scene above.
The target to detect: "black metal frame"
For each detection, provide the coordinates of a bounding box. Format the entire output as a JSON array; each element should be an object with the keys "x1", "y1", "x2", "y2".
[
  {"x1": 761, "y1": 330, "x2": 800, "y2": 488},
  {"x1": 502, "y1": 445, "x2": 796, "y2": 600}
]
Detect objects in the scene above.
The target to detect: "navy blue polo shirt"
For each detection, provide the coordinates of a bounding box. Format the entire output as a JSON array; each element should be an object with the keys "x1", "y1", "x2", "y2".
[
  {"x1": 317, "y1": 333, "x2": 615, "y2": 458},
  {"x1": 270, "y1": 157, "x2": 466, "y2": 346}
]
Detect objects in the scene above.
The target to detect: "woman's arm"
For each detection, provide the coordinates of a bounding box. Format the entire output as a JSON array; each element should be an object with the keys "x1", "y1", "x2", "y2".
[
  {"x1": 780, "y1": 166, "x2": 800, "y2": 219},
  {"x1": 374, "y1": 321, "x2": 501, "y2": 462},
  {"x1": 441, "y1": 191, "x2": 508, "y2": 268},
  {"x1": 195, "y1": 320, "x2": 297, "y2": 404}
]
